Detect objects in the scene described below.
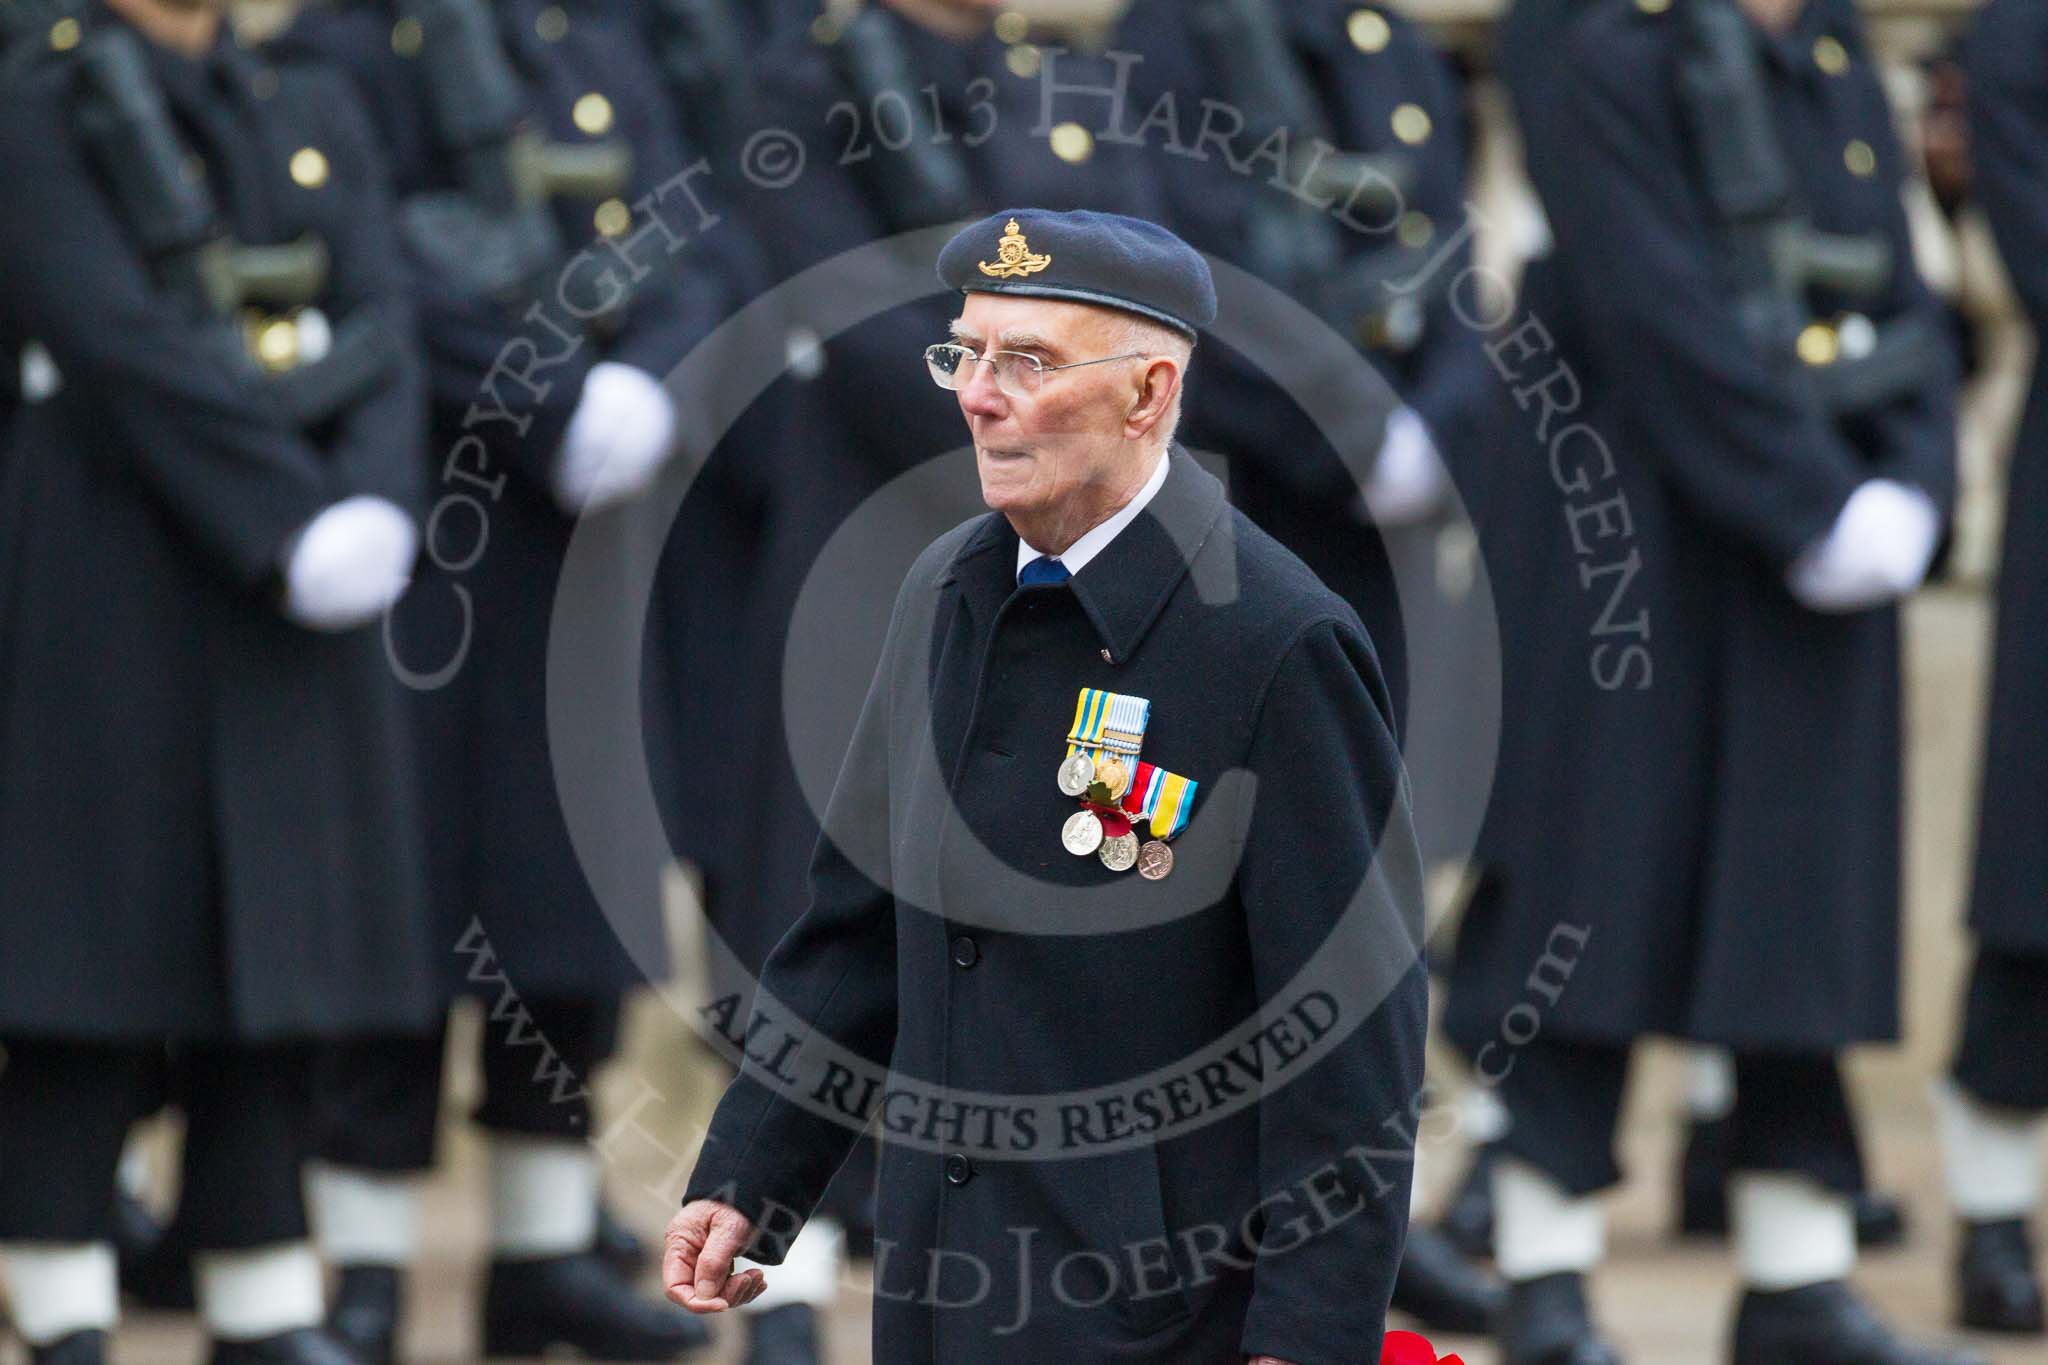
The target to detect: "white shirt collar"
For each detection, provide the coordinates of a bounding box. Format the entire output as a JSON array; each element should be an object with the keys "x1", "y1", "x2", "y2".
[{"x1": 1015, "y1": 452, "x2": 1171, "y2": 583}]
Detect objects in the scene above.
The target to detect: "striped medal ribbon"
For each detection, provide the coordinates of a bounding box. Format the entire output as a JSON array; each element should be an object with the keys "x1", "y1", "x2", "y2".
[{"x1": 1056, "y1": 687, "x2": 1151, "y2": 800}]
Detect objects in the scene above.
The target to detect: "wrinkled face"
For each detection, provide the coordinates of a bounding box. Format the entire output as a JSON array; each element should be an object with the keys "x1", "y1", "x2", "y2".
[{"x1": 948, "y1": 294, "x2": 1148, "y2": 523}]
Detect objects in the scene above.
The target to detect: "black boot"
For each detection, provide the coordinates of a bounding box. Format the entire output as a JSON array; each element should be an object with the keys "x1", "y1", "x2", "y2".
[
  {"x1": 594, "y1": 1202, "x2": 648, "y2": 1278},
  {"x1": 744, "y1": 1303, "x2": 822, "y2": 1365},
  {"x1": 112, "y1": 1188, "x2": 164, "y2": 1259},
  {"x1": 839, "y1": 1219, "x2": 875, "y2": 1265},
  {"x1": 1729, "y1": 1281, "x2": 1987, "y2": 1365},
  {"x1": 29, "y1": 1331, "x2": 108, "y2": 1365},
  {"x1": 481, "y1": 1252, "x2": 713, "y2": 1360},
  {"x1": 113, "y1": 1190, "x2": 196, "y2": 1311},
  {"x1": 1956, "y1": 1218, "x2": 2046, "y2": 1335},
  {"x1": 328, "y1": 1265, "x2": 403, "y2": 1365},
  {"x1": 1393, "y1": 1223, "x2": 1506, "y2": 1334},
  {"x1": 1852, "y1": 1192, "x2": 1908, "y2": 1250},
  {"x1": 1678, "y1": 1116, "x2": 1735, "y2": 1237},
  {"x1": 1441, "y1": 1141, "x2": 1499, "y2": 1260},
  {"x1": 208, "y1": 1327, "x2": 367, "y2": 1365},
  {"x1": 1500, "y1": 1272, "x2": 1624, "y2": 1365}
]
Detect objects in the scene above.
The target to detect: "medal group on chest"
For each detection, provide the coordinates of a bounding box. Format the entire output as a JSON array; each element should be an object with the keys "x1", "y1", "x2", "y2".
[{"x1": 1055, "y1": 688, "x2": 1196, "y2": 881}]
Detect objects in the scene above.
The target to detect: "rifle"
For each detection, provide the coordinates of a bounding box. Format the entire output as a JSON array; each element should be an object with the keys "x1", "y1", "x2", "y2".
[
  {"x1": 394, "y1": 0, "x2": 634, "y2": 301},
  {"x1": 1185, "y1": 0, "x2": 1436, "y2": 349},
  {"x1": 1677, "y1": 0, "x2": 1942, "y2": 416},
  {"x1": 647, "y1": 0, "x2": 750, "y2": 156},
  {"x1": 71, "y1": 24, "x2": 393, "y2": 428},
  {"x1": 818, "y1": 2, "x2": 975, "y2": 232}
]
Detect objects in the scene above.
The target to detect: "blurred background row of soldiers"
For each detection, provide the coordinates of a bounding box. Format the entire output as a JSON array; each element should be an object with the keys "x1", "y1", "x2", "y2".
[{"x1": 0, "y1": 1, "x2": 2042, "y2": 1363}]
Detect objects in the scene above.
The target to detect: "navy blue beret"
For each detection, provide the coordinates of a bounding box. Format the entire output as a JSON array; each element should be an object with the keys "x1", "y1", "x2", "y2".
[{"x1": 936, "y1": 209, "x2": 1217, "y2": 340}]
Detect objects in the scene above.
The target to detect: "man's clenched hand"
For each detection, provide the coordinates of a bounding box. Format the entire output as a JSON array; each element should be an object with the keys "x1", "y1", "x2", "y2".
[{"x1": 663, "y1": 1199, "x2": 768, "y2": 1313}]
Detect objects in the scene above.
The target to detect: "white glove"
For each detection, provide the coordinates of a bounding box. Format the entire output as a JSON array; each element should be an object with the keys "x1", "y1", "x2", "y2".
[
  {"x1": 280, "y1": 495, "x2": 419, "y2": 632},
  {"x1": 1786, "y1": 478, "x2": 1940, "y2": 613},
  {"x1": 1358, "y1": 406, "x2": 1450, "y2": 527},
  {"x1": 553, "y1": 361, "x2": 679, "y2": 513}
]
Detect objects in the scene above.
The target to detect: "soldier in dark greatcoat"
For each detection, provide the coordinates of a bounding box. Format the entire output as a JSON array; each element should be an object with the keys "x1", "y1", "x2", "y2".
[
  {"x1": 1441, "y1": 1, "x2": 1980, "y2": 1362},
  {"x1": 1108, "y1": 0, "x2": 1493, "y2": 713},
  {"x1": 1437, "y1": 0, "x2": 1909, "y2": 1269},
  {"x1": 1934, "y1": 0, "x2": 2048, "y2": 1340},
  {"x1": 0, "y1": 0, "x2": 434, "y2": 1359},
  {"x1": 1094, "y1": 1, "x2": 1506, "y2": 1332},
  {"x1": 267, "y1": 0, "x2": 749, "y2": 1357}
]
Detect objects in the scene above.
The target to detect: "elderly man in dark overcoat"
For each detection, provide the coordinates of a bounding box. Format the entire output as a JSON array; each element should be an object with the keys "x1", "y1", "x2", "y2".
[
  {"x1": 660, "y1": 208, "x2": 1429, "y2": 1365},
  {"x1": 650, "y1": 15, "x2": 1185, "y2": 1354}
]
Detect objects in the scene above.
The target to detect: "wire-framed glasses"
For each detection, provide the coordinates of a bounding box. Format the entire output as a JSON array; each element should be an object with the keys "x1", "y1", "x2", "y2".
[{"x1": 924, "y1": 342, "x2": 1149, "y2": 399}]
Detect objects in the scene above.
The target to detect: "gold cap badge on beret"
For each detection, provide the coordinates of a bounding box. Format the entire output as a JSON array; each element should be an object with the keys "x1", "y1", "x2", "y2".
[{"x1": 979, "y1": 219, "x2": 1052, "y2": 279}]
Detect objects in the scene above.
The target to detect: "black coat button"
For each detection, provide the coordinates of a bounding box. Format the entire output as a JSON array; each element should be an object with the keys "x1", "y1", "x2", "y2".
[
  {"x1": 950, "y1": 935, "x2": 980, "y2": 969},
  {"x1": 944, "y1": 1153, "x2": 974, "y2": 1186}
]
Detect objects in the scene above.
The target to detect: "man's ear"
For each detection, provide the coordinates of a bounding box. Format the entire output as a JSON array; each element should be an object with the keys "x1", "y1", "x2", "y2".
[{"x1": 1124, "y1": 357, "x2": 1180, "y2": 441}]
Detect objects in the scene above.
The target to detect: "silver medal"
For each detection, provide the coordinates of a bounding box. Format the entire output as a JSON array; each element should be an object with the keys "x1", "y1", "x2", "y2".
[
  {"x1": 1057, "y1": 752, "x2": 1096, "y2": 798},
  {"x1": 1098, "y1": 831, "x2": 1140, "y2": 872},
  {"x1": 1061, "y1": 809, "x2": 1105, "y2": 856}
]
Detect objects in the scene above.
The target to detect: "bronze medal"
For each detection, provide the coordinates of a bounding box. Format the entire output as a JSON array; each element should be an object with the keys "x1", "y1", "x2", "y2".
[{"x1": 1137, "y1": 840, "x2": 1175, "y2": 881}]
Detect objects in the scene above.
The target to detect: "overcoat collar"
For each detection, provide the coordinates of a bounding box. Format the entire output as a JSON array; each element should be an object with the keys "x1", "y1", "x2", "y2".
[
  {"x1": 881, "y1": 4, "x2": 1006, "y2": 96},
  {"x1": 937, "y1": 447, "x2": 1230, "y2": 665},
  {"x1": 1751, "y1": 0, "x2": 1852, "y2": 82},
  {"x1": 130, "y1": 10, "x2": 265, "y2": 106}
]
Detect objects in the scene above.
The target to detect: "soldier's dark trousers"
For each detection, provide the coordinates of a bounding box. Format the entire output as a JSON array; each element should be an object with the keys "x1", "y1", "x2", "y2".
[
  {"x1": 1496, "y1": 1038, "x2": 1865, "y2": 1197},
  {"x1": 1952, "y1": 949, "x2": 2048, "y2": 1113},
  {"x1": 316, "y1": 995, "x2": 619, "y2": 1171},
  {"x1": 0, "y1": 1038, "x2": 313, "y2": 1248}
]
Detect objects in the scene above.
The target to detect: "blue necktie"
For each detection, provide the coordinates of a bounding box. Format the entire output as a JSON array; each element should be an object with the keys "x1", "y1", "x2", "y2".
[{"x1": 1018, "y1": 556, "x2": 1071, "y2": 587}]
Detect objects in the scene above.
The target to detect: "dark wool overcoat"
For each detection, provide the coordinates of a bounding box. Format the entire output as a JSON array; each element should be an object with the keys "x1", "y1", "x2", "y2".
[
  {"x1": 1448, "y1": 0, "x2": 1956, "y2": 1051},
  {"x1": 0, "y1": 23, "x2": 435, "y2": 1040},
  {"x1": 1963, "y1": 0, "x2": 2048, "y2": 955},
  {"x1": 688, "y1": 451, "x2": 1429, "y2": 1365},
  {"x1": 276, "y1": 0, "x2": 745, "y2": 995}
]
